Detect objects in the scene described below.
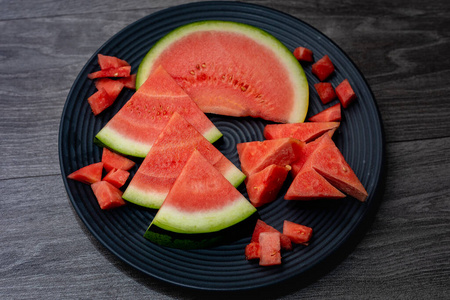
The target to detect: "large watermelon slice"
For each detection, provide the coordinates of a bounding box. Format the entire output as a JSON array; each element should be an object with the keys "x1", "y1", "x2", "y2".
[
  {"x1": 144, "y1": 150, "x2": 257, "y2": 249},
  {"x1": 136, "y1": 21, "x2": 309, "y2": 124},
  {"x1": 94, "y1": 65, "x2": 222, "y2": 157},
  {"x1": 122, "y1": 112, "x2": 245, "y2": 209}
]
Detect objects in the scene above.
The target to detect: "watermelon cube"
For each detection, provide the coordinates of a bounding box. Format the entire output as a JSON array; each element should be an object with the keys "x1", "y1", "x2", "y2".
[
  {"x1": 335, "y1": 79, "x2": 357, "y2": 108},
  {"x1": 293, "y1": 46, "x2": 313, "y2": 62},
  {"x1": 311, "y1": 55, "x2": 335, "y2": 81},
  {"x1": 314, "y1": 82, "x2": 336, "y2": 104},
  {"x1": 88, "y1": 66, "x2": 131, "y2": 79},
  {"x1": 245, "y1": 242, "x2": 260, "y2": 260},
  {"x1": 87, "y1": 88, "x2": 116, "y2": 115},
  {"x1": 283, "y1": 220, "x2": 313, "y2": 245},
  {"x1": 97, "y1": 54, "x2": 130, "y2": 70},
  {"x1": 308, "y1": 103, "x2": 341, "y2": 122},
  {"x1": 102, "y1": 148, "x2": 136, "y2": 172},
  {"x1": 259, "y1": 232, "x2": 282, "y2": 266},
  {"x1": 95, "y1": 78, "x2": 125, "y2": 100},
  {"x1": 67, "y1": 162, "x2": 104, "y2": 185},
  {"x1": 103, "y1": 168, "x2": 130, "y2": 189},
  {"x1": 91, "y1": 181, "x2": 126, "y2": 210}
]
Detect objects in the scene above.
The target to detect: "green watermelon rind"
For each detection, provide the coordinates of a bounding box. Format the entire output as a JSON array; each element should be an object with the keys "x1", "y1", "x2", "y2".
[
  {"x1": 136, "y1": 20, "x2": 309, "y2": 123},
  {"x1": 122, "y1": 165, "x2": 247, "y2": 209},
  {"x1": 94, "y1": 124, "x2": 223, "y2": 158},
  {"x1": 150, "y1": 194, "x2": 257, "y2": 234}
]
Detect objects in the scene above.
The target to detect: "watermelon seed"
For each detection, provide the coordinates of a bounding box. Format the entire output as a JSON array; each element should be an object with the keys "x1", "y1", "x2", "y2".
[
  {"x1": 190, "y1": 70, "x2": 195, "y2": 75},
  {"x1": 201, "y1": 63, "x2": 206, "y2": 68}
]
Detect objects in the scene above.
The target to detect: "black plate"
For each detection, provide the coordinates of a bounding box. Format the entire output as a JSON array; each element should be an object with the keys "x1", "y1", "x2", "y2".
[{"x1": 59, "y1": 1, "x2": 385, "y2": 292}]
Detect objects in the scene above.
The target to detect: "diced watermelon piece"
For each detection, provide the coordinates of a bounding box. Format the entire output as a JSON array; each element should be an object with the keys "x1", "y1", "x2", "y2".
[
  {"x1": 290, "y1": 135, "x2": 323, "y2": 177},
  {"x1": 103, "y1": 168, "x2": 130, "y2": 189},
  {"x1": 311, "y1": 55, "x2": 335, "y2": 81},
  {"x1": 280, "y1": 234, "x2": 293, "y2": 251},
  {"x1": 335, "y1": 79, "x2": 357, "y2": 108},
  {"x1": 263, "y1": 122, "x2": 340, "y2": 143},
  {"x1": 67, "y1": 162, "x2": 103, "y2": 184},
  {"x1": 87, "y1": 88, "x2": 116, "y2": 115},
  {"x1": 259, "y1": 232, "x2": 281, "y2": 266},
  {"x1": 88, "y1": 66, "x2": 131, "y2": 79},
  {"x1": 285, "y1": 167, "x2": 346, "y2": 200},
  {"x1": 101, "y1": 148, "x2": 135, "y2": 172},
  {"x1": 97, "y1": 54, "x2": 130, "y2": 70},
  {"x1": 314, "y1": 82, "x2": 336, "y2": 104},
  {"x1": 237, "y1": 138, "x2": 304, "y2": 177},
  {"x1": 293, "y1": 46, "x2": 313, "y2": 62},
  {"x1": 246, "y1": 164, "x2": 290, "y2": 207},
  {"x1": 117, "y1": 74, "x2": 136, "y2": 90},
  {"x1": 95, "y1": 78, "x2": 125, "y2": 100},
  {"x1": 250, "y1": 219, "x2": 292, "y2": 251},
  {"x1": 91, "y1": 181, "x2": 126, "y2": 210},
  {"x1": 245, "y1": 242, "x2": 260, "y2": 260},
  {"x1": 308, "y1": 103, "x2": 341, "y2": 122},
  {"x1": 283, "y1": 220, "x2": 313, "y2": 245}
]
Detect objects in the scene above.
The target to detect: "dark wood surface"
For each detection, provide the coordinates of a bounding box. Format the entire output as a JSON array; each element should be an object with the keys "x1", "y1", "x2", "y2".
[{"x1": 1, "y1": 0, "x2": 449, "y2": 299}]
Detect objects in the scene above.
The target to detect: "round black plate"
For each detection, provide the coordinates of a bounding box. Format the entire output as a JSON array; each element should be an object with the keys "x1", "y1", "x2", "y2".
[{"x1": 59, "y1": 1, "x2": 385, "y2": 292}]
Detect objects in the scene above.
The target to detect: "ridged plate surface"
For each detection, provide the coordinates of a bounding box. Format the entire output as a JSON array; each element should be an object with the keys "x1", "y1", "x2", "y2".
[{"x1": 59, "y1": 1, "x2": 385, "y2": 291}]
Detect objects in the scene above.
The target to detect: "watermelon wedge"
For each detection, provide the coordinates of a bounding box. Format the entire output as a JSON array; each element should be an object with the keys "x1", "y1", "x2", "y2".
[
  {"x1": 136, "y1": 21, "x2": 309, "y2": 124},
  {"x1": 308, "y1": 103, "x2": 341, "y2": 122},
  {"x1": 144, "y1": 150, "x2": 257, "y2": 249},
  {"x1": 95, "y1": 65, "x2": 222, "y2": 157},
  {"x1": 237, "y1": 138, "x2": 304, "y2": 177},
  {"x1": 123, "y1": 112, "x2": 245, "y2": 209},
  {"x1": 263, "y1": 122, "x2": 340, "y2": 143},
  {"x1": 67, "y1": 162, "x2": 103, "y2": 185}
]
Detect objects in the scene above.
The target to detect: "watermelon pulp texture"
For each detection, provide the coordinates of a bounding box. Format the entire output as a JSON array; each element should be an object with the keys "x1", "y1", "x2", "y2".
[
  {"x1": 336, "y1": 79, "x2": 357, "y2": 108},
  {"x1": 146, "y1": 150, "x2": 256, "y2": 245},
  {"x1": 123, "y1": 112, "x2": 245, "y2": 209},
  {"x1": 95, "y1": 65, "x2": 222, "y2": 157},
  {"x1": 308, "y1": 103, "x2": 341, "y2": 122},
  {"x1": 283, "y1": 220, "x2": 313, "y2": 245},
  {"x1": 136, "y1": 21, "x2": 309, "y2": 124},
  {"x1": 259, "y1": 232, "x2": 282, "y2": 266},
  {"x1": 91, "y1": 181, "x2": 126, "y2": 210},
  {"x1": 263, "y1": 122, "x2": 340, "y2": 143}
]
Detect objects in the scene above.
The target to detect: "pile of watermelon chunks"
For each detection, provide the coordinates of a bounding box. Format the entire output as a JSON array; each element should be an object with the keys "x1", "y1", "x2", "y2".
[{"x1": 67, "y1": 51, "x2": 366, "y2": 266}]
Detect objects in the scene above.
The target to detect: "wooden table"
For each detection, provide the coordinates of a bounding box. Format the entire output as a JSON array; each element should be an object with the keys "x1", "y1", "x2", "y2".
[{"x1": 1, "y1": 0, "x2": 449, "y2": 298}]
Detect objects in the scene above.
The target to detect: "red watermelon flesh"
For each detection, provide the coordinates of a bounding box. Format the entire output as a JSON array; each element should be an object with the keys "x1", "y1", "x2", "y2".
[
  {"x1": 285, "y1": 167, "x2": 345, "y2": 200},
  {"x1": 101, "y1": 147, "x2": 135, "y2": 172},
  {"x1": 263, "y1": 122, "x2": 340, "y2": 143},
  {"x1": 88, "y1": 66, "x2": 131, "y2": 79},
  {"x1": 259, "y1": 232, "x2": 282, "y2": 266},
  {"x1": 94, "y1": 65, "x2": 222, "y2": 158},
  {"x1": 308, "y1": 103, "x2": 341, "y2": 122},
  {"x1": 122, "y1": 112, "x2": 245, "y2": 209},
  {"x1": 103, "y1": 168, "x2": 130, "y2": 189},
  {"x1": 246, "y1": 164, "x2": 290, "y2": 207},
  {"x1": 97, "y1": 54, "x2": 130, "y2": 70},
  {"x1": 283, "y1": 220, "x2": 313, "y2": 245},
  {"x1": 95, "y1": 78, "x2": 124, "y2": 100},
  {"x1": 87, "y1": 88, "x2": 116, "y2": 116},
  {"x1": 91, "y1": 180, "x2": 126, "y2": 210},
  {"x1": 245, "y1": 242, "x2": 261, "y2": 260},
  {"x1": 148, "y1": 150, "x2": 256, "y2": 235},
  {"x1": 67, "y1": 162, "x2": 103, "y2": 185},
  {"x1": 290, "y1": 134, "x2": 324, "y2": 177},
  {"x1": 250, "y1": 219, "x2": 292, "y2": 251},
  {"x1": 309, "y1": 134, "x2": 368, "y2": 202},
  {"x1": 237, "y1": 138, "x2": 304, "y2": 177}
]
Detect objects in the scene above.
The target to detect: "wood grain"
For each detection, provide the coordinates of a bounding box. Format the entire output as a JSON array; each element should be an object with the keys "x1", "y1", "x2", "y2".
[{"x1": 1, "y1": 0, "x2": 449, "y2": 299}]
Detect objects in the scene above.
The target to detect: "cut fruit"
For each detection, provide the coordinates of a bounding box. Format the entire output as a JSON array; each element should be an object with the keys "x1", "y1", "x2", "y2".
[
  {"x1": 263, "y1": 122, "x2": 340, "y2": 143},
  {"x1": 314, "y1": 82, "x2": 336, "y2": 104},
  {"x1": 123, "y1": 112, "x2": 245, "y2": 209},
  {"x1": 246, "y1": 164, "x2": 290, "y2": 207},
  {"x1": 336, "y1": 79, "x2": 357, "y2": 108},
  {"x1": 285, "y1": 167, "x2": 346, "y2": 200},
  {"x1": 101, "y1": 148, "x2": 135, "y2": 172},
  {"x1": 91, "y1": 180, "x2": 126, "y2": 210},
  {"x1": 87, "y1": 88, "x2": 115, "y2": 115},
  {"x1": 245, "y1": 242, "x2": 261, "y2": 260},
  {"x1": 103, "y1": 168, "x2": 130, "y2": 189},
  {"x1": 88, "y1": 66, "x2": 131, "y2": 79},
  {"x1": 117, "y1": 74, "x2": 136, "y2": 90},
  {"x1": 95, "y1": 78, "x2": 125, "y2": 100},
  {"x1": 94, "y1": 65, "x2": 222, "y2": 157},
  {"x1": 293, "y1": 46, "x2": 313, "y2": 62},
  {"x1": 311, "y1": 55, "x2": 335, "y2": 81},
  {"x1": 237, "y1": 138, "x2": 304, "y2": 177},
  {"x1": 250, "y1": 219, "x2": 292, "y2": 251},
  {"x1": 97, "y1": 54, "x2": 130, "y2": 70},
  {"x1": 67, "y1": 162, "x2": 103, "y2": 184},
  {"x1": 283, "y1": 220, "x2": 313, "y2": 245},
  {"x1": 308, "y1": 103, "x2": 341, "y2": 122},
  {"x1": 136, "y1": 21, "x2": 309, "y2": 123},
  {"x1": 259, "y1": 232, "x2": 282, "y2": 266},
  {"x1": 144, "y1": 150, "x2": 257, "y2": 249}
]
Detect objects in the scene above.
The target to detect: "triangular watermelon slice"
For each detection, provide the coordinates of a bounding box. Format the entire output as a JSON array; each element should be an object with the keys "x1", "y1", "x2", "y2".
[
  {"x1": 263, "y1": 122, "x2": 340, "y2": 143},
  {"x1": 144, "y1": 150, "x2": 257, "y2": 249},
  {"x1": 123, "y1": 112, "x2": 245, "y2": 209},
  {"x1": 237, "y1": 138, "x2": 304, "y2": 177},
  {"x1": 94, "y1": 65, "x2": 222, "y2": 157}
]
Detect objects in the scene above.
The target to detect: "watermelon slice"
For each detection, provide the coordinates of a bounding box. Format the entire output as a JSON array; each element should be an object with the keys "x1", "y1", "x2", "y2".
[
  {"x1": 237, "y1": 138, "x2": 304, "y2": 177},
  {"x1": 245, "y1": 164, "x2": 291, "y2": 207},
  {"x1": 67, "y1": 162, "x2": 103, "y2": 184},
  {"x1": 308, "y1": 103, "x2": 341, "y2": 122},
  {"x1": 136, "y1": 21, "x2": 309, "y2": 124},
  {"x1": 144, "y1": 150, "x2": 257, "y2": 249},
  {"x1": 94, "y1": 65, "x2": 222, "y2": 157},
  {"x1": 263, "y1": 122, "x2": 340, "y2": 143},
  {"x1": 123, "y1": 112, "x2": 245, "y2": 209}
]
